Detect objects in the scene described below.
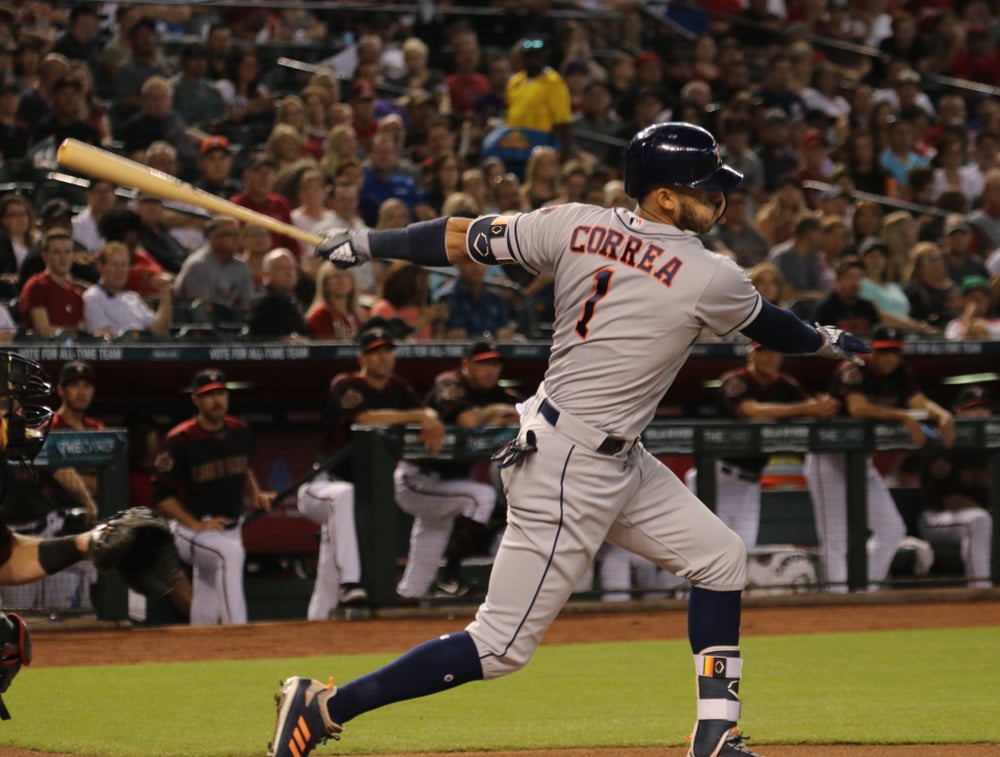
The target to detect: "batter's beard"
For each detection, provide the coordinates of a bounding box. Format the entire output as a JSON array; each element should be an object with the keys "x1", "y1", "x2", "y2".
[{"x1": 677, "y1": 199, "x2": 717, "y2": 235}]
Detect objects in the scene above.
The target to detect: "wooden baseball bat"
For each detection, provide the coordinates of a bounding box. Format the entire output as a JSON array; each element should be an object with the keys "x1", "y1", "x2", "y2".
[{"x1": 56, "y1": 139, "x2": 323, "y2": 247}]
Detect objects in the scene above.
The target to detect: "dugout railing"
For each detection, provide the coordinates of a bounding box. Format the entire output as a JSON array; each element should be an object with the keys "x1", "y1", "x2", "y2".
[{"x1": 352, "y1": 418, "x2": 1000, "y2": 605}]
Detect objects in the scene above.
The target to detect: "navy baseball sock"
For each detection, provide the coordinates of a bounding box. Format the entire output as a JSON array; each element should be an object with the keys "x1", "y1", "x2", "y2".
[
  {"x1": 326, "y1": 631, "x2": 483, "y2": 724},
  {"x1": 687, "y1": 587, "x2": 741, "y2": 652},
  {"x1": 687, "y1": 588, "x2": 745, "y2": 755}
]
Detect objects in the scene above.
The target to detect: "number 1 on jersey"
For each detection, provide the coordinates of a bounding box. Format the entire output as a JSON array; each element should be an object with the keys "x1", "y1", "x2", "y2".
[{"x1": 576, "y1": 267, "x2": 614, "y2": 339}]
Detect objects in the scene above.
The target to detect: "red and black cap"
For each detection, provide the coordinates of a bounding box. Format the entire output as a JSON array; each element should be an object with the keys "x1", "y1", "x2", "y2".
[
  {"x1": 357, "y1": 326, "x2": 396, "y2": 354},
  {"x1": 956, "y1": 385, "x2": 993, "y2": 412},
  {"x1": 465, "y1": 340, "x2": 502, "y2": 362},
  {"x1": 869, "y1": 325, "x2": 906, "y2": 351},
  {"x1": 191, "y1": 367, "x2": 229, "y2": 396},
  {"x1": 59, "y1": 360, "x2": 95, "y2": 386}
]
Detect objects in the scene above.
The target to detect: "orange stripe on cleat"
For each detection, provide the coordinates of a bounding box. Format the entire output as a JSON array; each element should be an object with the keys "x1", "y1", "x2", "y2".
[
  {"x1": 293, "y1": 728, "x2": 306, "y2": 750},
  {"x1": 298, "y1": 715, "x2": 312, "y2": 741},
  {"x1": 289, "y1": 740, "x2": 302, "y2": 757}
]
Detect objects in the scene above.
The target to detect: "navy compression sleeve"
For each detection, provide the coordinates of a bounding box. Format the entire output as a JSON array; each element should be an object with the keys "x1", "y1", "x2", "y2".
[
  {"x1": 740, "y1": 298, "x2": 823, "y2": 353},
  {"x1": 368, "y1": 217, "x2": 450, "y2": 266}
]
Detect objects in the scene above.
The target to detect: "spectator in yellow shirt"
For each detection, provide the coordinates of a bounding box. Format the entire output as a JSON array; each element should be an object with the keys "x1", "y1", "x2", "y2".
[{"x1": 505, "y1": 37, "x2": 573, "y2": 159}]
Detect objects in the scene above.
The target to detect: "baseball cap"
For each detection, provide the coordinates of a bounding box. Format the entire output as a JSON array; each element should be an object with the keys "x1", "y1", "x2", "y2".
[
  {"x1": 634, "y1": 50, "x2": 662, "y2": 68},
  {"x1": 204, "y1": 215, "x2": 238, "y2": 236},
  {"x1": 181, "y1": 41, "x2": 207, "y2": 60},
  {"x1": 200, "y1": 135, "x2": 231, "y2": 156},
  {"x1": 39, "y1": 198, "x2": 74, "y2": 221},
  {"x1": 858, "y1": 237, "x2": 889, "y2": 256},
  {"x1": 870, "y1": 325, "x2": 906, "y2": 351},
  {"x1": 820, "y1": 185, "x2": 846, "y2": 202},
  {"x1": 944, "y1": 214, "x2": 971, "y2": 235},
  {"x1": 191, "y1": 368, "x2": 230, "y2": 396},
  {"x1": 357, "y1": 325, "x2": 396, "y2": 353},
  {"x1": 245, "y1": 152, "x2": 275, "y2": 171},
  {"x1": 465, "y1": 340, "x2": 502, "y2": 362},
  {"x1": 960, "y1": 274, "x2": 991, "y2": 295},
  {"x1": 956, "y1": 385, "x2": 993, "y2": 411},
  {"x1": 350, "y1": 79, "x2": 377, "y2": 101},
  {"x1": 59, "y1": 360, "x2": 96, "y2": 386}
]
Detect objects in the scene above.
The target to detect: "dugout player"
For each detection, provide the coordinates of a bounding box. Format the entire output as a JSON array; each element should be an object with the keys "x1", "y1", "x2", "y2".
[
  {"x1": 301, "y1": 319, "x2": 445, "y2": 617},
  {"x1": 152, "y1": 368, "x2": 273, "y2": 625},
  {"x1": 684, "y1": 343, "x2": 840, "y2": 548},
  {"x1": 270, "y1": 122, "x2": 871, "y2": 757},
  {"x1": 394, "y1": 340, "x2": 520, "y2": 602},
  {"x1": 804, "y1": 326, "x2": 955, "y2": 592},
  {"x1": 917, "y1": 386, "x2": 993, "y2": 588}
]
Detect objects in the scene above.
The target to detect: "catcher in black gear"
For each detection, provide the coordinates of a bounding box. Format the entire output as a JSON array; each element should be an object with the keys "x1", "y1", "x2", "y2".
[{"x1": 0, "y1": 352, "x2": 182, "y2": 719}]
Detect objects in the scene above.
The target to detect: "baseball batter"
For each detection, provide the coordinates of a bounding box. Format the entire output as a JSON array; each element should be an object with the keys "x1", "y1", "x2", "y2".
[
  {"x1": 269, "y1": 122, "x2": 869, "y2": 757},
  {"x1": 684, "y1": 344, "x2": 840, "y2": 548},
  {"x1": 804, "y1": 326, "x2": 955, "y2": 591}
]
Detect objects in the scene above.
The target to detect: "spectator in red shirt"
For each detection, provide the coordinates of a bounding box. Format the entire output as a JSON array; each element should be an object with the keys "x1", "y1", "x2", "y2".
[
  {"x1": 229, "y1": 153, "x2": 298, "y2": 252},
  {"x1": 20, "y1": 229, "x2": 85, "y2": 336},
  {"x1": 97, "y1": 206, "x2": 165, "y2": 298},
  {"x1": 445, "y1": 30, "x2": 490, "y2": 118},
  {"x1": 348, "y1": 78, "x2": 380, "y2": 153},
  {"x1": 948, "y1": 26, "x2": 1000, "y2": 86}
]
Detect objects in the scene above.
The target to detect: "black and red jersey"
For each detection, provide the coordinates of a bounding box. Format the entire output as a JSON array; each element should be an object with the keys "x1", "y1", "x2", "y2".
[
  {"x1": 829, "y1": 360, "x2": 919, "y2": 411},
  {"x1": 718, "y1": 367, "x2": 808, "y2": 474},
  {"x1": 51, "y1": 413, "x2": 105, "y2": 430},
  {"x1": 321, "y1": 372, "x2": 422, "y2": 481},
  {"x1": 421, "y1": 369, "x2": 519, "y2": 479},
  {"x1": 152, "y1": 416, "x2": 252, "y2": 520}
]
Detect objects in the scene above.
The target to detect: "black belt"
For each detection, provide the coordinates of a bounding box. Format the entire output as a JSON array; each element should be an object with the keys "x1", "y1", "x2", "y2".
[
  {"x1": 539, "y1": 399, "x2": 629, "y2": 456},
  {"x1": 719, "y1": 463, "x2": 761, "y2": 484}
]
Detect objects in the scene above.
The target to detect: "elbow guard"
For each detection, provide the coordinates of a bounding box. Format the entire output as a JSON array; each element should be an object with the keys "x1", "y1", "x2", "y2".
[{"x1": 465, "y1": 215, "x2": 517, "y2": 265}]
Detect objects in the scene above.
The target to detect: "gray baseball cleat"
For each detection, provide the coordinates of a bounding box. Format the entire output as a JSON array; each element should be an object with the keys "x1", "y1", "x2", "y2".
[{"x1": 268, "y1": 677, "x2": 342, "y2": 757}]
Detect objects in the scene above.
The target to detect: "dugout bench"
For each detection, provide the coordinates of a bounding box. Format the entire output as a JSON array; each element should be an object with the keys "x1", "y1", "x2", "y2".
[{"x1": 351, "y1": 418, "x2": 1000, "y2": 605}]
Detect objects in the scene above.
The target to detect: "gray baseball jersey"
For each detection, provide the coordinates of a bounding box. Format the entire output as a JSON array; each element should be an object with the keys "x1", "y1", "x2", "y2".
[{"x1": 479, "y1": 204, "x2": 762, "y2": 438}]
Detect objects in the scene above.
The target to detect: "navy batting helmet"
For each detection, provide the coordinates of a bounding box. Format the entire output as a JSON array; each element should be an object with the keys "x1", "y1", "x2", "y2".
[{"x1": 623, "y1": 122, "x2": 743, "y2": 199}]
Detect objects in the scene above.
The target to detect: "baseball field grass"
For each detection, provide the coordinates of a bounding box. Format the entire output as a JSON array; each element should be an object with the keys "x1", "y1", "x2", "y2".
[{"x1": 1, "y1": 626, "x2": 997, "y2": 757}]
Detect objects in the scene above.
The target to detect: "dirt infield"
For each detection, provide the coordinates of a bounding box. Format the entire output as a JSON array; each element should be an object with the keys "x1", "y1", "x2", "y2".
[{"x1": 13, "y1": 596, "x2": 1000, "y2": 757}]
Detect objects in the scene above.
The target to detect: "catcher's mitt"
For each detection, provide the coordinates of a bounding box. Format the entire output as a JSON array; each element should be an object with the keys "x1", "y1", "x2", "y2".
[{"x1": 88, "y1": 507, "x2": 181, "y2": 598}]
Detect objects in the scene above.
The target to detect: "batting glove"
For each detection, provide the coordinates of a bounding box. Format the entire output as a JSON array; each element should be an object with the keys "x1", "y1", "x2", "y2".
[
  {"x1": 814, "y1": 324, "x2": 871, "y2": 366},
  {"x1": 315, "y1": 228, "x2": 372, "y2": 269}
]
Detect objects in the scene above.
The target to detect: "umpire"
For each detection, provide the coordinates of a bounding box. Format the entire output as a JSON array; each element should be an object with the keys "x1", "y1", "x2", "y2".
[{"x1": 153, "y1": 368, "x2": 273, "y2": 625}]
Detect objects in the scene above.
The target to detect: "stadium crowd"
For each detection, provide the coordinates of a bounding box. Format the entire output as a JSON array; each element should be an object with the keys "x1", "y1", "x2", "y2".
[
  {"x1": 0, "y1": 1, "x2": 997, "y2": 616},
  {"x1": 0, "y1": 0, "x2": 998, "y2": 345}
]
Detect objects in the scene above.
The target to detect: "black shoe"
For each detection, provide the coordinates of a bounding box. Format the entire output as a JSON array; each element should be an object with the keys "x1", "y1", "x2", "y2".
[
  {"x1": 338, "y1": 583, "x2": 368, "y2": 606},
  {"x1": 431, "y1": 578, "x2": 477, "y2": 598},
  {"x1": 394, "y1": 592, "x2": 424, "y2": 608}
]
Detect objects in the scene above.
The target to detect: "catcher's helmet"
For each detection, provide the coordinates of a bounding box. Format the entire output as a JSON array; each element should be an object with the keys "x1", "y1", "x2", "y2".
[
  {"x1": 623, "y1": 122, "x2": 743, "y2": 199},
  {"x1": 0, "y1": 352, "x2": 54, "y2": 463}
]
